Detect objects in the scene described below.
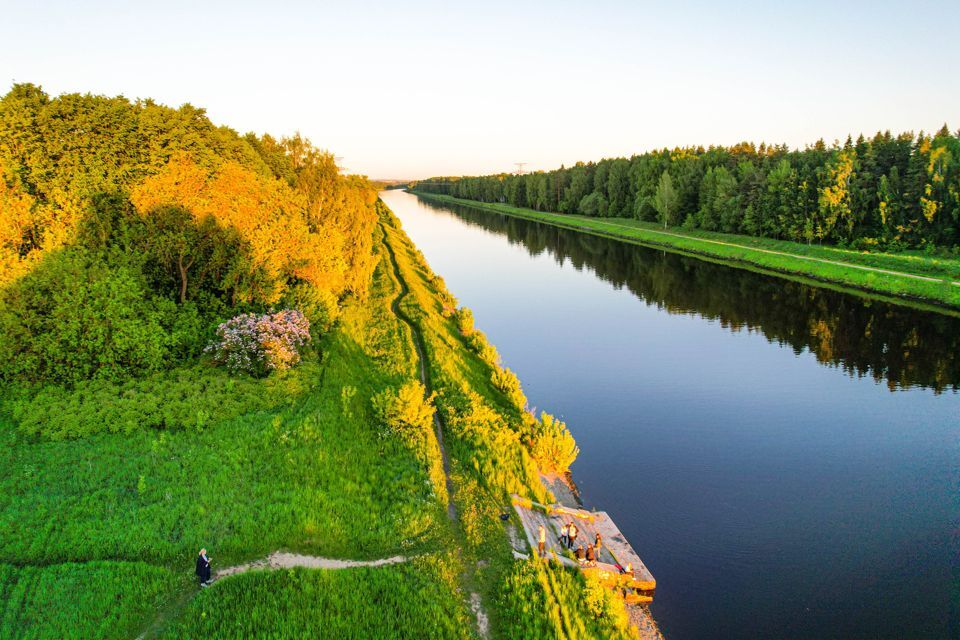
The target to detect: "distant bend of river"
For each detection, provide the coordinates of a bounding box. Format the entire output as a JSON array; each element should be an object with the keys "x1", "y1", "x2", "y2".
[{"x1": 381, "y1": 190, "x2": 959, "y2": 640}]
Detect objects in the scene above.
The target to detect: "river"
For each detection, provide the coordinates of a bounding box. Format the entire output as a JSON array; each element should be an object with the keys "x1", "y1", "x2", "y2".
[{"x1": 380, "y1": 190, "x2": 959, "y2": 640}]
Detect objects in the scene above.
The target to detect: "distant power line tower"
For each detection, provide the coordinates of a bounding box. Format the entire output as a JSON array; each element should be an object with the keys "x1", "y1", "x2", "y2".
[{"x1": 514, "y1": 162, "x2": 527, "y2": 175}]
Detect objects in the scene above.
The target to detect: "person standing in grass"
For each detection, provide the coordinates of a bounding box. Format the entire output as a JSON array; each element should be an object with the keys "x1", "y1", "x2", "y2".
[
  {"x1": 196, "y1": 548, "x2": 212, "y2": 587},
  {"x1": 537, "y1": 524, "x2": 546, "y2": 557}
]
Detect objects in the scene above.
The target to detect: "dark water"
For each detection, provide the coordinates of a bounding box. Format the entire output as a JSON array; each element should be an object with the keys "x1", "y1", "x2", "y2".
[{"x1": 381, "y1": 190, "x2": 959, "y2": 640}]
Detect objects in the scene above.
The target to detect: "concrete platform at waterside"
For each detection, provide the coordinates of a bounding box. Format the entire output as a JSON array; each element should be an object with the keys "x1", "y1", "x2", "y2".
[{"x1": 510, "y1": 494, "x2": 656, "y2": 602}]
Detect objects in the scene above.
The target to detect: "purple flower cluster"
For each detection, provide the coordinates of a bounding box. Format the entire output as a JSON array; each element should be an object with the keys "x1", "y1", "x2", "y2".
[{"x1": 206, "y1": 309, "x2": 311, "y2": 375}]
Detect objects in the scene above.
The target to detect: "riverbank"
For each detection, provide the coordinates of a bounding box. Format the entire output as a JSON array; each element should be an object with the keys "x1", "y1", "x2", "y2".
[
  {"x1": 377, "y1": 203, "x2": 644, "y2": 638},
  {"x1": 411, "y1": 191, "x2": 960, "y2": 312}
]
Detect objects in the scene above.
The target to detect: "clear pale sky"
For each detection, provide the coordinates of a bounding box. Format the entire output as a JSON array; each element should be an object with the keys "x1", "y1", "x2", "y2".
[{"x1": 3, "y1": 0, "x2": 958, "y2": 179}]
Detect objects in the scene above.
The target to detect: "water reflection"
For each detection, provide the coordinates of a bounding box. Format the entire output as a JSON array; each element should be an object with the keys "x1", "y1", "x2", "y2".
[{"x1": 420, "y1": 197, "x2": 960, "y2": 393}]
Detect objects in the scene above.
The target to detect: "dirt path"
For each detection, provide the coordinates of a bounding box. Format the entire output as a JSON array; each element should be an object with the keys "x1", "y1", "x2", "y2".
[
  {"x1": 380, "y1": 223, "x2": 457, "y2": 522},
  {"x1": 135, "y1": 553, "x2": 412, "y2": 639},
  {"x1": 379, "y1": 221, "x2": 490, "y2": 638},
  {"x1": 214, "y1": 551, "x2": 409, "y2": 579}
]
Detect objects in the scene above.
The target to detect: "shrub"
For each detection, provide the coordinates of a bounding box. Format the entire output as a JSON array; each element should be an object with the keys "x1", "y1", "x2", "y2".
[
  {"x1": 453, "y1": 307, "x2": 474, "y2": 335},
  {"x1": 491, "y1": 367, "x2": 527, "y2": 410},
  {"x1": 205, "y1": 309, "x2": 311, "y2": 376},
  {"x1": 282, "y1": 283, "x2": 340, "y2": 333},
  {"x1": 465, "y1": 331, "x2": 499, "y2": 367},
  {"x1": 371, "y1": 380, "x2": 436, "y2": 442},
  {"x1": 529, "y1": 412, "x2": 579, "y2": 474},
  {"x1": 6, "y1": 363, "x2": 307, "y2": 439},
  {"x1": 0, "y1": 248, "x2": 170, "y2": 384}
]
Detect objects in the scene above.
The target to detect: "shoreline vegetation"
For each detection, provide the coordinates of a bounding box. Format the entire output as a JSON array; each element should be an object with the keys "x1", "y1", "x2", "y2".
[
  {"x1": 410, "y1": 127, "x2": 960, "y2": 313},
  {"x1": 410, "y1": 191, "x2": 960, "y2": 313},
  {"x1": 0, "y1": 85, "x2": 648, "y2": 639}
]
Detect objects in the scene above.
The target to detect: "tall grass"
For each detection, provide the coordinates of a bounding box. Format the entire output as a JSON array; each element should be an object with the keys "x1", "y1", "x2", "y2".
[
  {"x1": 162, "y1": 555, "x2": 474, "y2": 639},
  {"x1": 5, "y1": 363, "x2": 318, "y2": 440},
  {"x1": 496, "y1": 559, "x2": 634, "y2": 640},
  {"x1": 0, "y1": 561, "x2": 183, "y2": 640}
]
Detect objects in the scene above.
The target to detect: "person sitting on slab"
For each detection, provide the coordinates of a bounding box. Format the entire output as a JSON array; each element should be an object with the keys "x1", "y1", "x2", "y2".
[
  {"x1": 196, "y1": 548, "x2": 212, "y2": 587},
  {"x1": 537, "y1": 524, "x2": 546, "y2": 557},
  {"x1": 575, "y1": 544, "x2": 585, "y2": 565},
  {"x1": 586, "y1": 544, "x2": 596, "y2": 566}
]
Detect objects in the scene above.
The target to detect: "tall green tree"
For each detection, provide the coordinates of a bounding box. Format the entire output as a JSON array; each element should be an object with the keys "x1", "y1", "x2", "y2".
[{"x1": 653, "y1": 171, "x2": 679, "y2": 228}]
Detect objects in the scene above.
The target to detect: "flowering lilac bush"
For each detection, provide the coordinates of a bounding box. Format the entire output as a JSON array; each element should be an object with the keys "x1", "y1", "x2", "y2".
[{"x1": 205, "y1": 309, "x2": 311, "y2": 376}]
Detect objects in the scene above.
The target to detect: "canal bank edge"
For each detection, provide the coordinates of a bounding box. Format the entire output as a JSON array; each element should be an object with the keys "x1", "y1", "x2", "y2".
[
  {"x1": 410, "y1": 191, "x2": 960, "y2": 316},
  {"x1": 379, "y1": 200, "x2": 663, "y2": 640}
]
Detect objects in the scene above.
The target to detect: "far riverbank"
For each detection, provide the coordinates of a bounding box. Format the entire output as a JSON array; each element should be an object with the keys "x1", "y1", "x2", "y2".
[{"x1": 410, "y1": 191, "x2": 960, "y2": 313}]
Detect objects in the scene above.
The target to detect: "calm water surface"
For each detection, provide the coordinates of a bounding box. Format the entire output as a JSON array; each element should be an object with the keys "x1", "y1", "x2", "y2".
[{"x1": 381, "y1": 190, "x2": 959, "y2": 640}]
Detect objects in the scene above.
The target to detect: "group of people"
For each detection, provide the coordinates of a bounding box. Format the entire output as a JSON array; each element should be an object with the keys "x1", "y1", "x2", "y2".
[{"x1": 535, "y1": 521, "x2": 604, "y2": 568}]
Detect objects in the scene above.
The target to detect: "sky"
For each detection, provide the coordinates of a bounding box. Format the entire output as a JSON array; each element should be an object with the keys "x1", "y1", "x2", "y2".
[{"x1": 2, "y1": 0, "x2": 959, "y2": 179}]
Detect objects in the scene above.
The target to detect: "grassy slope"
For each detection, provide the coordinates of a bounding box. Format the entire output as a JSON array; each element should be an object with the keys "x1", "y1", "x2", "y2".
[
  {"x1": 1, "y1": 208, "x2": 635, "y2": 640},
  {"x1": 413, "y1": 192, "x2": 960, "y2": 311},
  {"x1": 378, "y1": 207, "x2": 635, "y2": 640}
]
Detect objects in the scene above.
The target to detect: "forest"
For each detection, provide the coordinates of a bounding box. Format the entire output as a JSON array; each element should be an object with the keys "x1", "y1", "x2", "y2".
[
  {"x1": 413, "y1": 128, "x2": 960, "y2": 250},
  {"x1": 0, "y1": 83, "x2": 379, "y2": 385}
]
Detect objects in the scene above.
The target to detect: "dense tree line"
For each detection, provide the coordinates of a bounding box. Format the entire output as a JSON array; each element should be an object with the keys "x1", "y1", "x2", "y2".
[
  {"x1": 424, "y1": 198, "x2": 960, "y2": 392},
  {"x1": 414, "y1": 128, "x2": 960, "y2": 249},
  {"x1": 0, "y1": 84, "x2": 379, "y2": 383}
]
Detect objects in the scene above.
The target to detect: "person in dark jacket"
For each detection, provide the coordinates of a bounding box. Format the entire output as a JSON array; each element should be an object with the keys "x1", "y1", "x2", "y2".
[
  {"x1": 196, "y1": 548, "x2": 212, "y2": 586},
  {"x1": 575, "y1": 544, "x2": 585, "y2": 564},
  {"x1": 586, "y1": 544, "x2": 596, "y2": 566}
]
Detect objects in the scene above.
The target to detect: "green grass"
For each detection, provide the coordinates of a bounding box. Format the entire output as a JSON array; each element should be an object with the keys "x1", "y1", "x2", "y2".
[
  {"x1": 0, "y1": 333, "x2": 442, "y2": 568},
  {"x1": 161, "y1": 555, "x2": 474, "y2": 640},
  {"x1": 496, "y1": 559, "x2": 634, "y2": 640},
  {"x1": 413, "y1": 192, "x2": 960, "y2": 311},
  {"x1": 5, "y1": 363, "x2": 318, "y2": 440},
  {"x1": 0, "y1": 561, "x2": 184, "y2": 640}
]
